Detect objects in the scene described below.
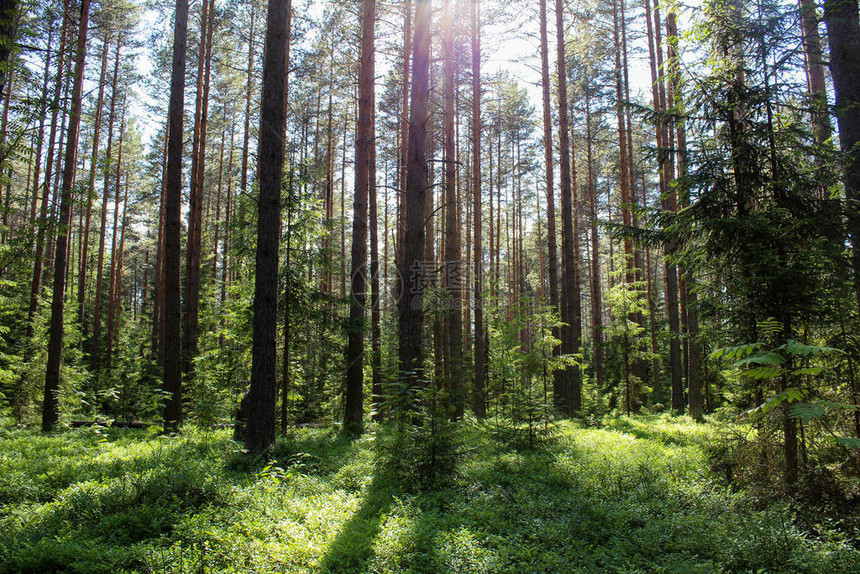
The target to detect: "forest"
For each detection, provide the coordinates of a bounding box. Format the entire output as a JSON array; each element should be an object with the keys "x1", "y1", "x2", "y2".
[{"x1": 0, "y1": 0, "x2": 859, "y2": 570}]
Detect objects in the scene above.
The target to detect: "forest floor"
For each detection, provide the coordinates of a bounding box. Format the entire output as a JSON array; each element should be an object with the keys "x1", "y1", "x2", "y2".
[{"x1": 0, "y1": 415, "x2": 857, "y2": 573}]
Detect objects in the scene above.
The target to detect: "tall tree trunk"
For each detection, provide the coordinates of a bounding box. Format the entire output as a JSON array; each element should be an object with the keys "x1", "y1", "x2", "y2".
[
  {"x1": 612, "y1": 0, "x2": 634, "y2": 283},
  {"x1": 212, "y1": 116, "x2": 225, "y2": 278},
  {"x1": 183, "y1": 0, "x2": 214, "y2": 382},
  {"x1": 540, "y1": 0, "x2": 560, "y2": 408},
  {"x1": 111, "y1": 175, "x2": 130, "y2": 360},
  {"x1": 240, "y1": 0, "x2": 289, "y2": 453},
  {"x1": 584, "y1": 87, "x2": 604, "y2": 390},
  {"x1": 153, "y1": 127, "x2": 168, "y2": 364},
  {"x1": 42, "y1": 0, "x2": 90, "y2": 431},
  {"x1": 221, "y1": 120, "x2": 235, "y2": 352},
  {"x1": 665, "y1": 8, "x2": 704, "y2": 421},
  {"x1": 442, "y1": 0, "x2": 463, "y2": 418},
  {"x1": 472, "y1": 0, "x2": 486, "y2": 419},
  {"x1": 90, "y1": 32, "x2": 122, "y2": 372},
  {"x1": 824, "y1": 0, "x2": 860, "y2": 309},
  {"x1": 398, "y1": 0, "x2": 431, "y2": 394},
  {"x1": 370, "y1": 124, "x2": 382, "y2": 421},
  {"x1": 76, "y1": 36, "x2": 109, "y2": 334},
  {"x1": 163, "y1": 0, "x2": 190, "y2": 430},
  {"x1": 555, "y1": 0, "x2": 581, "y2": 416},
  {"x1": 344, "y1": 0, "x2": 376, "y2": 434},
  {"x1": 397, "y1": 0, "x2": 412, "y2": 296},
  {"x1": 27, "y1": 0, "x2": 70, "y2": 342},
  {"x1": 239, "y1": 3, "x2": 256, "y2": 244},
  {"x1": 105, "y1": 103, "x2": 126, "y2": 371},
  {"x1": 799, "y1": 0, "x2": 832, "y2": 168},
  {"x1": 646, "y1": 0, "x2": 682, "y2": 411}
]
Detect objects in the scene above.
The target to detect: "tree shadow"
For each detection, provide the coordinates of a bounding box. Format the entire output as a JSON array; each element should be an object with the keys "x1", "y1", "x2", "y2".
[
  {"x1": 226, "y1": 427, "x2": 368, "y2": 482},
  {"x1": 318, "y1": 465, "x2": 397, "y2": 573},
  {"x1": 318, "y1": 421, "x2": 464, "y2": 573}
]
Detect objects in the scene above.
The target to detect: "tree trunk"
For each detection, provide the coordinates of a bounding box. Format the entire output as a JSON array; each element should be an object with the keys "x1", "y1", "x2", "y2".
[
  {"x1": 163, "y1": 0, "x2": 190, "y2": 430},
  {"x1": 239, "y1": 3, "x2": 256, "y2": 242},
  {"x1": 584, "y1": 87, "x2": 604, "y2": 390},
  {"x1": 76, "y1": 36, "x2": 109, "y2": 334},
  {"x1": 240, "y1": 0, "x2": 289, "y2": 453},
  {"x1": 555, "y1": 0, "x2": 581, "y2": 416},
  {"x1": 397, "y1": 0, "x2": 413, "y2": 294},
  {"x1": 111, "y1": 175, "x2": 130, "y2": 359},
  {"x1": 646, "y1": 0, "x2": 683, "y2": 411},
  {"x1": 665, "y1": 8, "x2": 704, "y2": 421},
  {"x1": 183, "y1": 0, "x2": 214, "y2": 382},
  {"x1": 90, "y1": 32, "x2": 122, "y2": 372},
  {"x1": 472, "y1": 0, "x2": 486, "y2": 419},
  {"x1": 27, "y1": 0, "x2": 70, "y2": 342},
  {"x1": 370, "y1": 126, "x2": 382, "y2": 421},
  {"x1": 799, "y1": 0, "x2": 832, "y2": 166},
  {"x1": 824, "y1": 0, "x2": 860, "y2": 309},
  {"x1": 42, "y1": 0, "x2": 90, "y2": 431},
  {"x1": 442, "y1": 0, "x2": 463, "y2": 418},
  {"x1": 398, "y1": 0, "x2": 431, "y2": 395},
  {"x1": 105, "y1": 103, "x2": 126, "y2": 371},
  {"x1": 344, "y1": 0, "x2": 376, "y2": 434},
  {"x1": 153, "y1": 127, "x2": 168, "y2": 365}
]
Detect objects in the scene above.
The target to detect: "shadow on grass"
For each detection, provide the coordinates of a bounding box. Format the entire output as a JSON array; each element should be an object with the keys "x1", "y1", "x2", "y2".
[
  {"x1": 318, "y1": 469, "x2": 397, "y2": 573},
  {"x1": 318, "y1": 424, "x2": 458, "y2": 574},
  {"x1": 225, "y1": 428, "x2": 368, "y2": 483},
  {"x1": 0, "y1": 433, "x2": 225, "y2": 573}
]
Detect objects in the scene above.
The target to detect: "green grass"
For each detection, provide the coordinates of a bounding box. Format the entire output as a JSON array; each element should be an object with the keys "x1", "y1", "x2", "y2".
[{"x1": 0, "y1": 418, "x2": 856, "y2": 573}]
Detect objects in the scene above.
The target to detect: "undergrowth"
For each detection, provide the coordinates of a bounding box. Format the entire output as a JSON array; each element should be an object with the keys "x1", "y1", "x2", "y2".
[{"x1": 0, "y1": 418, "x2": 856, "y2": 572}]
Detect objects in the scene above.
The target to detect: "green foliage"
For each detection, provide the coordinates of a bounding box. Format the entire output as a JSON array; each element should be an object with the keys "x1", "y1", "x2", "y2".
[
  {"x1": 485, "y1": 300, "x2": 567, "y2": 449},
  {"x1": 0, "y1": 422, "x2": 856, "y2": 573},
  {"x1": 603, "y1": 260, "x2": 655, "y2": 415}
]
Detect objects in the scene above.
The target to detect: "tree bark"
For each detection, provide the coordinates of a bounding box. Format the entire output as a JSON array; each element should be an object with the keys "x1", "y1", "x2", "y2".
[
  {"x1": 398, "y1": 0, "x2": 431, "y2": 395},
  {"x1": 42, "y1": 0, "x2": 90, "y2": 431},
  {"x1": 824, "y1": 0, "x2": 860, "y2": 309},
  {"x1": 584, "y1": 87, "x2": 605, "y2": 390},
  {"x1": 27, "y1": 0, "x2": 70, "y2": 342},
  {"x1": 239, "y1": 3, "x2": 256, "y2": 240},
  {"x1": 799, "y1": 0, "x2": 832, "y2": 164},
  {"x1": 105, "y1": 103, "x2": 126, "y2": 371},
  {"x1": 555, "y1": 0, "x2": 581, "y2": 415},
  {"x1": 344, "y1": 0, "x2": 376, "y2": 434},
  {"x1": 646, "y1": 0, "x2": 682, "y2": 411},
  {"x1": 76, "y1": 36, "x2": 109, "y2": 334},
  {"x1": 397, "y1": 0, "x2": 413, "y2": 293},
  {"x1": 472, "y1": 0, "x2": 486, "y2": 419},
  {"x1": 442, "y1": 0, "x2": 463, "y2": 418},
  {"x1": 240, "y1": 0, "x2": 289, "y2": 453},
  {"x1": 90, "y1": 32, "x2": 122, "y2": 372},
  {"x1": 183, "y1": 0, "x2": 214, "y2": 382},
  {"x1": 163, "y1": 0, "x2": 190, "y2": 430}
]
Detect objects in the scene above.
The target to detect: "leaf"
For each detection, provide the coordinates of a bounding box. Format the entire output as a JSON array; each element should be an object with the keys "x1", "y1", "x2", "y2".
[
  {"x1": 780, "y1": 341, "x2": 845, "y2": 357},
  {"x1": 740, "y1": 366, "x2": 782, "y2": 380},
  {"x1": 710, "y1": 343, "x2": 761, "y2": 361},
  {"x1": 749, "y1": 388, "x2": 809, "y2": 416},
  {"x1": 735, "y1": 352, "x2": 784, "y2": 367},
  {"x1": 791, "y1": 367, "x2": 824, "y2": 376},
  {"x1": 757, "y1": 318, "x2": 784, "y2": 338},
  {"x1": 835, "y1": 437, "x2": 860, "y2": 449},
  {"x1": 790, "y1": 403, "x2": 825, "y2": 422},
  {"x1": 819, "y1": 400, "x2": 860, "y2": 412}
]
